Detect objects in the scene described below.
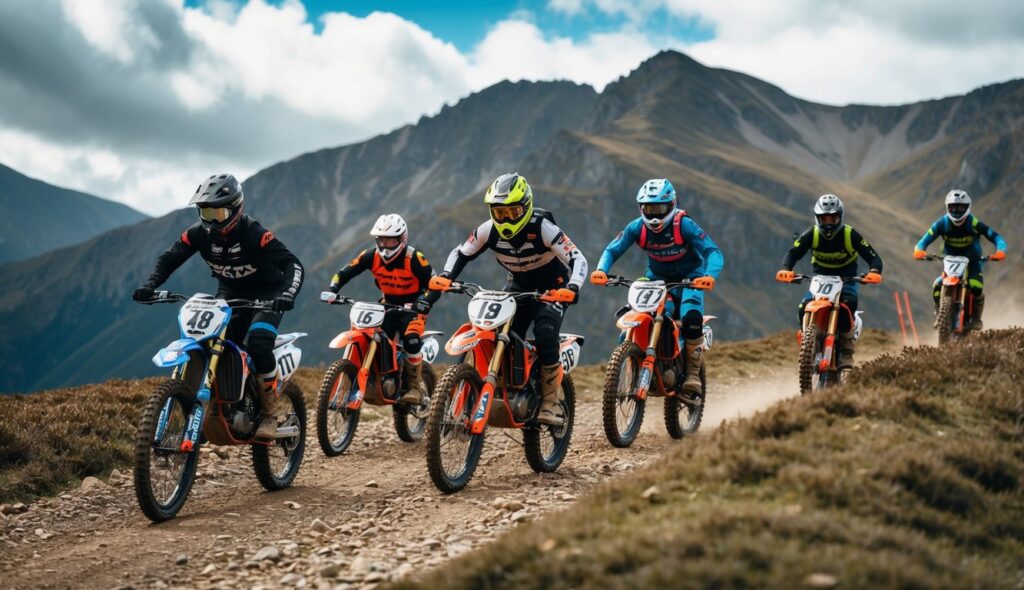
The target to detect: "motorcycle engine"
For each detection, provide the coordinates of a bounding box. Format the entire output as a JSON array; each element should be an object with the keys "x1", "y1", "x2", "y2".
[
  {"x1": 662, "y1": 367, "x2": 677, "y2": 388},
  {"x1": 231, "y1": 410, "x2": 253, "y2": 435},
  {"x1": 510, "y1": 389, "x2": 533, "y2": 421},
  {"x1": 381, "y1": 375, "x2": 398, "y2": 400},
  {"x1": 229, "y1": 395, "x2": 257, "y2": 437}
]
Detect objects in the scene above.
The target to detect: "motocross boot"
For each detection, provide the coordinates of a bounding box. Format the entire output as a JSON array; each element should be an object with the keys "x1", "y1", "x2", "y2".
[
  {"x1": 838, "y1": 330, "x2": 856, "y2": 371},
  {"x1": 681, "y1": 338, "x2": 704, "y2": 395},
  {"x1": 538, "y1": 363, "x2": 564, "y2": 427},
  {"x1": 971, "y1": 295, "x2": 985, "y2": 331},
  {"x1": 255, "y1": 371, "x2": 280, "y2": 441},
  {"x1": 400, "y1": 356, "x2": 424, "y2": 404}
]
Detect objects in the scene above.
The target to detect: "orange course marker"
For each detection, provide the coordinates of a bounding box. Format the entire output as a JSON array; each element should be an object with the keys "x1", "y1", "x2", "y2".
[
  {"x1": 902, "y1": 291, "x2": 920, "y2": 346},
  {"x1": 893, "y1": 291, "x2": 908, "y2": 346}
]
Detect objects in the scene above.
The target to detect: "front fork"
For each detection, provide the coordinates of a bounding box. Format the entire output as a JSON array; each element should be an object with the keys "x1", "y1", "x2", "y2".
[
  {"x1": 155, "y1": 326, "x2": 229, "y2": 453},
  {"x1": 348, "y1": 336, "x2": 379, "y2": 411},
  {"x1": 819, "y1": 306, "x2": 840, "y2": 373},
  {"x1": 468, "y1": 323, "x2": 510, "y2": 435},
  {"x1": 636, "y1": 314, "x2": 664, "y2": 401}
]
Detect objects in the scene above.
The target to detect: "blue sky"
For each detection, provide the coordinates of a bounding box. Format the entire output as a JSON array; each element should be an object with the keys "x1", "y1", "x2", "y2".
[{"x1": 184, "y1": 0, "x2": 714, "y2": 50}]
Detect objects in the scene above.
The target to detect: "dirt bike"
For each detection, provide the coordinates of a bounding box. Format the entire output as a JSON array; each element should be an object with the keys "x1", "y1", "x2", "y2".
[
  {"x1": 423, "y1": 280, "x2": 584, "y2": 493},
  {"x1": 134, "y1": 292, "x2": 307, "y2": 522},
  {"x1": 315, "y1": 292, "x2": 441, "y2": 455},
  {"x1": 596, "y1": 276, "x2": 714, "y2": 447},
  {"x1": 784, "y1": 274, "x2": 872, "y2": 394},
  {"x1": 920, "y1": 254, "x2": 998, "y2": 344}
]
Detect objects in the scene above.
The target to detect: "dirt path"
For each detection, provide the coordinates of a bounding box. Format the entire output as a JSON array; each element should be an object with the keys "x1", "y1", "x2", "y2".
[{"x1": 1, "y1": 364, "x2": 802, "y2": 590}]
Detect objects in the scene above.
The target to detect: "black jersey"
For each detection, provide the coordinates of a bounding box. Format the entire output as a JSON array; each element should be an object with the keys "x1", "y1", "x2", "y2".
[{"x1": 144, "y1": 215, "x2": 304, "y2": 298}]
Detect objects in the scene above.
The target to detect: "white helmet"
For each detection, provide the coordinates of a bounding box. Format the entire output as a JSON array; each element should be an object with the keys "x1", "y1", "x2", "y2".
[
  {"x1": 944, "y1": 189, "x2": 972, "y2": 226},
  {"x1": 370, "y1": 214, "x2": 408, "y2": 263},
  {"x1": 813, "y1": 194, "x2": 844, "y2": 239}
]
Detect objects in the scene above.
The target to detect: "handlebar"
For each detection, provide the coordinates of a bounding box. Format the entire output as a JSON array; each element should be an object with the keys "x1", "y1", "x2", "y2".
[
  {"x1": 786, "y1": 274, "x2": 870, "y2": 285},
  {"x1": 319, "y1": 291, "x2": 411, "y2": 311},
  {"x1": 432, "y1": 280, "x2": 549, "y2": 301},
  {"x1": 920, "y1": 254, "x2": 995, "y2": 262},
  {"x1": 139, "y1": 291, "x2": 273, "y2": 309},
  {"x1": 602, "y1": 274, "x2": 697, "y2": 290}
]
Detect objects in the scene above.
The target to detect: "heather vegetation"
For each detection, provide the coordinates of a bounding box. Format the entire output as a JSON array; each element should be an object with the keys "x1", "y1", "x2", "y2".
[{"x1": 394, "y1": 329, "x2": 1024, "y2": 590}]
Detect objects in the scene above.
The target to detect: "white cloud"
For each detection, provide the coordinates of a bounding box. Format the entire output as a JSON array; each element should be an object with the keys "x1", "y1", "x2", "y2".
[{"x1": 1, "y1": 0, "x2": 1022, "y2": 220}]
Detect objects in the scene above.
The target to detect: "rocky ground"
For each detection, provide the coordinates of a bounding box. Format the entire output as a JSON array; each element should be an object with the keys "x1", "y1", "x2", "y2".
[{"x1": 0, "y1": 363, "x2": 801, "y2": 590}]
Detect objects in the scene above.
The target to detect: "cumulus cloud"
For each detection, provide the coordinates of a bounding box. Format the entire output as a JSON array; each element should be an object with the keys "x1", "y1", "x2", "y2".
[{"x1": 0, "y1": 0, "x2": 1021, "y2": 216}]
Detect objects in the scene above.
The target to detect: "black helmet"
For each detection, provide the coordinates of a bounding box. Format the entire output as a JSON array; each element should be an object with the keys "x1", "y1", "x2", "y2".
[{"x1": 190, "y1": 174, "x2": 244, "y2": 233}]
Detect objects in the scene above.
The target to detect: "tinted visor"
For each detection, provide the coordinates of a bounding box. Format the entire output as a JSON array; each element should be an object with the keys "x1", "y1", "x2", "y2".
[
  {"x1": 375, "y1": 236, "x2": 401, "y2": 250},
  {"x1": 948, "y1": 203, "x2": 969, "y2": 217},
  {"x1": 490, "y1": 204, "x2": 525, "y2": 222},
  {"x1": 641, "y1": 203, "x2": 671, "y2": 218},
  {"x1": 816, "y1": 213, "x2": 840, "y2": 227},
  {"x1": 198, "y1": 206, "x2": 232, "y2": 222}
]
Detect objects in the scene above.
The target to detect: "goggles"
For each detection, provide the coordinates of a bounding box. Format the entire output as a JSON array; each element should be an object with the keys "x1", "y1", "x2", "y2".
[
  {"x1": 198, "y1": 206, "x2": 232, "y2": 222},
  {"x1": 490, "y1": 204, "x2": 525, "y2": 222},
  {"x1": 947, "y1": 204, "x2": 969, "y2": 217},
  {"x1": 640, "y1": 203, "x2": 671, "y2": 218},
  {"x1": 816, "y1": 213, "x2": 840, "y2": 226},
  {"x1": 375, "y1": 236, "x2": 402, "y2": 249}
]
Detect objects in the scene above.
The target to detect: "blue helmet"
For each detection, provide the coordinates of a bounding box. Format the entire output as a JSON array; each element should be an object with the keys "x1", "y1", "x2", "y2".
[{"x1": 636, "y1": 178, "x2": 676, "y2": 231}]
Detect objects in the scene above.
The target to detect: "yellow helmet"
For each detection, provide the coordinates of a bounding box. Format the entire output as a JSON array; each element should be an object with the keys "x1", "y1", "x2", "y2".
[{"x1": 484, "y1": 173, "x2": 533, "y2": 239}]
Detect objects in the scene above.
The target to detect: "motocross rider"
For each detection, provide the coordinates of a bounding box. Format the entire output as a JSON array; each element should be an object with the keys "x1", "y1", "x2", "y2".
[
  {"x1": 776, "y1": 194, "x2": 882, "y2": 369},
  {"x1": 590, "y1": 179, "x2": 723, "y2": 395},
  {"x1": 323, "y1": 214, "x2": 434, "y2": 403},
  {"x1": 133, "y1": 174, "x2": 304, "y2": 440},
  {"x1": 427, "y1": 173, "x2": 588, "y2": 426},
  {"x1": 913, "y1": 189, "x2": 1007, "y2": 330}
]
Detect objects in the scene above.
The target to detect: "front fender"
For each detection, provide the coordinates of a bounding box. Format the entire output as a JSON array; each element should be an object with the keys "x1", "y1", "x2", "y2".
[
  {"x1": 329, "y1": 329, "x2": 372, "y2": 350},
  {"x1": 445, "y1": 324, "x2": 495, "y2": 355},
  {"x1": 153, "y1": 338, "x2": 203, "y2": 368},
  {"x1": 616, "y1": 310, "x2": 652, "y2": 331},
  {"x1": 804, "y1": 299, "x2": 833, "y2": 314}
]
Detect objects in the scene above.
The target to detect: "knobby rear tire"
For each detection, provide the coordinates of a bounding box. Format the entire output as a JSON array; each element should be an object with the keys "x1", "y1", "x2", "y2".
[
  {"x1": 601, "y1": 342, "x2": 646, "y2": 448},
  {"x1": 133, "y1": 379, "x2": 200, "y2": 523},
  {"x1": 394, "y1": 364, "x2": 437, "y2": 443},
  {"x1": 524, "y1": 374, "x2": 576, "y2": 473},
  {"x1": 252, "y1": 380, "x2": 306, "y2": 491},
  {"x1": 665, "y1": 363, "x2": 705, "y2": 439}
]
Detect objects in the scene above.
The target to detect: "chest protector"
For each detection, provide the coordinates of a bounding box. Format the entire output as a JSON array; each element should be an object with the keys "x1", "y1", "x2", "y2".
[
  {"x1": 371, "y1": 248, "x2": 420, "y2": 296},
  {"x1": 811, "y1": 225, "x2": 857, "y2": 269},
  {"x1": 942, "y1": 216, "x2": 981, "y2": 250},
  {"x1": 638, "y1": 210, "x2": 689, "y2": 262}
]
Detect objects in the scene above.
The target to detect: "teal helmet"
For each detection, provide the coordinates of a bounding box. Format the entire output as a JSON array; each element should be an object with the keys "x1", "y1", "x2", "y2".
[{"x1": 636, "y1": 178, "x2": 676, "y2": 231}]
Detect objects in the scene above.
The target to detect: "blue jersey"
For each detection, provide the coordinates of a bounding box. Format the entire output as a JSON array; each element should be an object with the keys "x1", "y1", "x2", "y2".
[
  {"x1": 597, "y1": 210, "x2": 723, "y2": 280},
  {"x1": 916, "y1": 215, "x2": 1006, "y2": 259}
]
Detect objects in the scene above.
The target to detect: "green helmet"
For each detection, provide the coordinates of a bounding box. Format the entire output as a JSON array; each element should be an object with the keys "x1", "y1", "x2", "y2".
[{"x1": 484, "y1": 173, "x2": 533, "y2": 239}]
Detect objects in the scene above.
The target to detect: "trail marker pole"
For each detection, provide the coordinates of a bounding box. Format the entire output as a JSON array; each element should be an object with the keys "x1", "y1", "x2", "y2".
[
  {"x1": 894, "y1": 291, "x2": 908, "y2": 346},
  {"x1": 903, "y1": 292, "x2": 920, "y2": 346}
]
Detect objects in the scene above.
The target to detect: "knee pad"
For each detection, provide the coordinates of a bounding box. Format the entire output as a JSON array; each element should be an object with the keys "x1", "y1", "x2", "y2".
[
  {"x1": 246, "y1": 328, "x2": 277, "y2": 375},
  {"x1": 681, "y1": 310, "x2": 703, "y2": 340},
  {"x1": 533, "y1": 319, "x2": 560, "y2": 365},
  {"x1": 403, "y1": 333, "x2": 423, "y2": 354}
]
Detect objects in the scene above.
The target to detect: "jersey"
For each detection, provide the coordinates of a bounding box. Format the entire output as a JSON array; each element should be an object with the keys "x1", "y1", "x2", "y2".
[
  {"x1": 597, "y1": 210, "x2": 724, "y2": 280},
  {"x1": 330, "y1": 246, "x2": 433, "y2": 306},
  {"x1": 915, "y1": 214, "x2": 1007, "y2": 259},
  {"x1": 782, "y1": 224, "x2": 883, "y2": 277},
  {"x1": 441, "y1": 210, "x2": 588, "y2": 291},
  {"x1": 145, "y1": 215, "x2": 304, "y2": 298}
]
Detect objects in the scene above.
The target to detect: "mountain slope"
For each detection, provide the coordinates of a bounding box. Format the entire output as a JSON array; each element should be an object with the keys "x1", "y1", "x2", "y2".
[
  {"x1": 0, "y1": 163, "x2": 147, "y2": 264},
  {"x1": 0, "y1": 52, "x2": 1021, "y2": 393}
]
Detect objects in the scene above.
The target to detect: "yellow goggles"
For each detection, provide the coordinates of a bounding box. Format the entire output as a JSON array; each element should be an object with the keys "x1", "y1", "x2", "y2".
[
  {"x1": 490, "y1": 204, "x2": 525, "y2": 222},
  {"x1": 198, "y1": 206, "x2": 232, "y2": 222}
]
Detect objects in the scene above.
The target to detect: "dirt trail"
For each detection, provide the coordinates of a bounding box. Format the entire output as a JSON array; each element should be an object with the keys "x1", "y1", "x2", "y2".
[{"x1": 1, "y1": 362, "x2": 806, "y2": 590}]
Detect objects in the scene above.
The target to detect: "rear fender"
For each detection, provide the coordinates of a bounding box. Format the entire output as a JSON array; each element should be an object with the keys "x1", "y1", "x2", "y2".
[
  {"x1": 558, "y1": 334, "x2": 583, "y2": 373},
  {"x1": 153, "y1": 338, "x2": 203, "y2": 368},
  {"x1": 701, "y1": 315, "x2": 717, "y2": 350}
]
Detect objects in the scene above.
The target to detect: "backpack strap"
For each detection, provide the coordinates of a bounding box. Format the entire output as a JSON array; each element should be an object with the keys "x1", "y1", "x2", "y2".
[{"x1": 637, "y1": 210, "x2": 686, "y2": 249}]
